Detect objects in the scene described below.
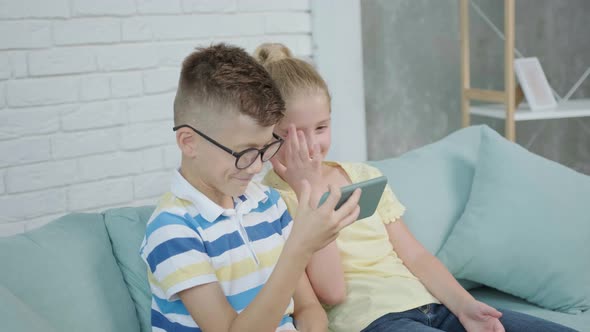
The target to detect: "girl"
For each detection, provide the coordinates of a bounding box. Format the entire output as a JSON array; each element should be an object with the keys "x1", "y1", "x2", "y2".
[{"x1": 254, "y1": 43, "x2": 575, "y2": 332}]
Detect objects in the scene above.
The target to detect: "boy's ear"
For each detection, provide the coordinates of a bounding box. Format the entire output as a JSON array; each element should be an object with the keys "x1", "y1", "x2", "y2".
[{"x1": 176, "y1": 129, "x2": 199, "y2": 157}]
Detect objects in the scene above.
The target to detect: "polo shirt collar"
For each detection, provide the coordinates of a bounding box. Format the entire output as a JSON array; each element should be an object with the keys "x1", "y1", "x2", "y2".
[{"x1": 170, "y1": 169, "x2": 268, "y2": 222}]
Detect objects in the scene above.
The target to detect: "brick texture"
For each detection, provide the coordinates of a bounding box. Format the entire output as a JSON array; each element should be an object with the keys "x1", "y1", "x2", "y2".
[{"x1": 0, "y1": 0, "x2": 312, "y2": 234}]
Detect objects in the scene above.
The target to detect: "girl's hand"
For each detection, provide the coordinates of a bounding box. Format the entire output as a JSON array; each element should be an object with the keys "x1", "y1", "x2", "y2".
[
  {"x1": 458, "y1": 300, "x2": 505, "y2": 332},
  {"x1": 271, "y1": 124, "x2": 323, "y2": 199}
]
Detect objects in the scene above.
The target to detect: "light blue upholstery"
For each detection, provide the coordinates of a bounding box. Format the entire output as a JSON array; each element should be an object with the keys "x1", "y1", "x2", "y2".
[
  {"x1": 472, "y1": 287, "x2": 590, "y2": 331},
  {"x1": 438, "y1": 127, "x2": 590, "y2": 314},
  {"x1": 370, "y1": 125, "x2": 588, "y2": 329},
  {"x1": 1, "y1": 125, "x2": 586, "y2": 331},
  {"x1": 0, "y1": 212, "x2": 140, "y2": 332},
  {"x1": 368, "y1": 125, "x2": 482, "y2": 255}
]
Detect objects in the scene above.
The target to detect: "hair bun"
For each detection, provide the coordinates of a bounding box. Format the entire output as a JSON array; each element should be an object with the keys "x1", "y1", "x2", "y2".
[{"x1": 254, "y1": 43, "x2": 293, "y2": 66}]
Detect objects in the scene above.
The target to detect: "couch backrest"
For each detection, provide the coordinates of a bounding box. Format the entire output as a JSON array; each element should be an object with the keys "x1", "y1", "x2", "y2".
[
  {"x1": 103, "y1": 206, "x2": 156, "y2": 332},
  {"x1": 100, "y1": 124, "x2": 485, "y2": 327},
  {"x1": 368, "y1": 125, "x2": 485, "y2": 254},
  {"x1": 0, "y1": 125, "x2": 491, "y2": 332},
  {"x1": 0, "y1": 212, "x2": 141, "y2": 332}
]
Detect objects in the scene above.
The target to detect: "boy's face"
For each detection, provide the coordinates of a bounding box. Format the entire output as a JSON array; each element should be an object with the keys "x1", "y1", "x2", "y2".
[
  {"x1": 182, "y1": 113, "x2": 278, "y2": 202},
  {"x1": 274, "y1": 92, "x2": 331, "y2": 163}
]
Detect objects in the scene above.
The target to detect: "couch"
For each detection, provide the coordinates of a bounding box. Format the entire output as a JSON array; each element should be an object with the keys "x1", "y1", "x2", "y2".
[{"x1": 1, "y1": 125, "x2": 588, "y2": 331}]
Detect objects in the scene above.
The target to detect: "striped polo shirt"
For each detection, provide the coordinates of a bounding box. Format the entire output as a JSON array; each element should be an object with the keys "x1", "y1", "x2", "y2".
[{"x1": 140, "y1": 170, "x2": 295, "y2": 331}]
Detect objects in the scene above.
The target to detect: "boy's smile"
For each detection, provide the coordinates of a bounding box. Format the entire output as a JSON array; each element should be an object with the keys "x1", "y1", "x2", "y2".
[{"x1": 177, "y1": 112, "x2": 279, "y2": 208}]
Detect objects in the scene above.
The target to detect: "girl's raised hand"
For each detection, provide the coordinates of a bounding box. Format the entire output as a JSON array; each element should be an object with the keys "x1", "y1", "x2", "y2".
[{"x1": 271, "y1": 124, "x2": 323, "y2": 199}]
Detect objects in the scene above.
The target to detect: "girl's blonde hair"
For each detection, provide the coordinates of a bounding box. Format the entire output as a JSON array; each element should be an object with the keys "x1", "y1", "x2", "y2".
[{"x1": 253, "y1": 43, "x2": 331, "y2": 105}]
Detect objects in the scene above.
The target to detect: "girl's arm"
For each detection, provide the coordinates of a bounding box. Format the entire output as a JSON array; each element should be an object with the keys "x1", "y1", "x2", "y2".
[
  {"x1": 385, "y1": 219, "x2": 473, "y2": 313},
  {"x1": 271, "y1": 126, "x2": 348, "y2": 305},
  {"x1": 298, "y1": 187, "x2": 347, "y2": 306},
  {"x1": 385, "y1": 219, "x2": 504, "y2": 331},
  {"x1": 305, "y1": 240, "x2": 347, "y2": 305},
  {"x1": 292, "y1": 273, "x2": 329, "y2": 331}
]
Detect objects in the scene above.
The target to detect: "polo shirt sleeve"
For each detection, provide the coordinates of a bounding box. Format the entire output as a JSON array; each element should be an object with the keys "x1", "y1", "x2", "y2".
[{"x1": 140, "y1": 211, "x2": 217, "y2": 301}]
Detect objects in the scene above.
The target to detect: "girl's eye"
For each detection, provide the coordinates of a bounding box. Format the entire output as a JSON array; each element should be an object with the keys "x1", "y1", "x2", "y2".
[{"x1": 316, "y1": 126, "x2": 327, "y2": 131}]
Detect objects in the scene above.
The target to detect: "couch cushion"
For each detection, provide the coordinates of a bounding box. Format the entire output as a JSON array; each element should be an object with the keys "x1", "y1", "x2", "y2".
[
  {"x1": 0, "y1": 213, "x2": 140, "y2": 332},
  {"x1": 368, "y1": 125, "x2": 483, "y2": 255},
  {"x1": 0, "y1": 286, "x2": 57, "y2": 332},
  {"x1": 471, "y1": 287, "x2": 589, "y2": 331},
  {"x1": 438, "y1": 127, "x2": 590, "y2": 313},
  {"x1": 104, "y1": 206, "x2": 155, "y2": 332}
]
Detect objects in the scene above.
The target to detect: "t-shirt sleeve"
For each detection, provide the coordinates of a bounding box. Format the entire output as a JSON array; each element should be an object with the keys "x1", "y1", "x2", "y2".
[
  {"x1": 279, "y1": 189, "x2": 299, "y2": 219},
  {"x1": 378, "y1": 184, "x2": 406, "y2": 224},
  {"x1": 364, "y1": 165, "x2": 406, "y2": 224},
  {"x1": 269, "y1": 188, "x2": 295, "y2": 241},
  {"x1": 140, "y1": 211, "x2": 217, "y2": 301}
]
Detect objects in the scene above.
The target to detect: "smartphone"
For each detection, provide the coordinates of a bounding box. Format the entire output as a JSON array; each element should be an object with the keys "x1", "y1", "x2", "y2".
[{"x1": 317, "y1": 176, "x2": 388, "y2": 220}]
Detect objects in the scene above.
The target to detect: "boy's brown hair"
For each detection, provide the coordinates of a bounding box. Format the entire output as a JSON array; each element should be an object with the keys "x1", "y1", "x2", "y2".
[{"x1": 174, "y1": 43, "x2": 285, "y2": 128}]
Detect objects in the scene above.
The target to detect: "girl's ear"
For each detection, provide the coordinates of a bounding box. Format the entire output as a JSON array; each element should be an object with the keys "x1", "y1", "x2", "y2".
[{"x1": 176, "y1": 129, "x2": 198, "y2": 157}]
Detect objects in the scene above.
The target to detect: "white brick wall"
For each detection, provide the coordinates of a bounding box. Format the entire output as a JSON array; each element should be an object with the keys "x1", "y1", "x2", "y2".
[
  {"x1": 0, "y1": 57, "x2": 9, "y2": 79},
  {"x1": 28, "y1": 47, "x2": 97, "y2": 76},
  {"x1": 0, "y1": 0, "x2": 70, "y2": 19},
  {"x1": 0, "y1": 21, "x2": 52, "y2": 49},
  {"x1": 0, "y1": 0, "x2": 312, "y2": 235},
  {"x1": 7, "y1": 77, "x2": 79, "y2": 106},
  {"x1": 0, "y1": 81, "x2": 6, "y2": 107},
  {"x1": 79, "y1": 75, "x2": 111, "y2": 101},
  {"x1": 0, "y1": 169, "x2": 5, "y2": 194},
  {"x1": 53, "y1": 19, "x2": 121, "y2": 45},
  {"x1": 0, "y1": 105, "x2": 62, "y2": 139}
]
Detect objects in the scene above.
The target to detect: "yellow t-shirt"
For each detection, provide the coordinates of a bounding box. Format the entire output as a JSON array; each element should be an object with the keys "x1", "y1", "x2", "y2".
[{"x1": 263, "y1": 161, "x2": 439, "y2": 332}]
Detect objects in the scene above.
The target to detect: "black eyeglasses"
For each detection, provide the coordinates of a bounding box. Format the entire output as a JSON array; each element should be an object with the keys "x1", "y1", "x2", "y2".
[{"x1": 173, "y1": 124, "x2": 284, "y2": 170}]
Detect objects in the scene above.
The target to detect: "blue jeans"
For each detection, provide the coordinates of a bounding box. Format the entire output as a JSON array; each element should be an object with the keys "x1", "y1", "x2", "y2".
[{"x1": 360, "y1": 304, "x2": 578, "y2": 332}]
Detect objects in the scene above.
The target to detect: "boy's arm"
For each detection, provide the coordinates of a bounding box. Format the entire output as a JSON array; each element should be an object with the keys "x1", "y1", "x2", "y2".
[
  {"x1": 180, "y1": 182, "x2": 360, "y2": 332},
  {"x1": 292, "y1": 273, "x2": 328, "y2": 332},
  {"x1": 179, "y1": 241, "x2": 311, "y2": 332},
  {"x1": 385, "y1": 219, "x2": 504, "y2": 331}
]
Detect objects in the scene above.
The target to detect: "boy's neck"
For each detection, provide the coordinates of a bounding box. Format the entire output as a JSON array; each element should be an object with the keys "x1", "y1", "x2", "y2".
[{"x1": 179, "y1": 165, "x2": 234, "y2": 210}]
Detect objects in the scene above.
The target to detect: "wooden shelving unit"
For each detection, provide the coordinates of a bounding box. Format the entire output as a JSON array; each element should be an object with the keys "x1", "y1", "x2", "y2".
[
  {"x1": 470, "y1": 99, "x2": 590, "y2": 121},
  {"x1": 459, "y1": 0, "x2": 590, "y2": 142}
]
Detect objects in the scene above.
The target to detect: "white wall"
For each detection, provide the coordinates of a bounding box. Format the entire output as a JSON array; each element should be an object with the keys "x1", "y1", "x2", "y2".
[
  {"x1": 0, "y1": 0, "x2": 313, "y2": 235},
  {"x1": 311, "y1": 0, "x2": 367, "y2": 162}
]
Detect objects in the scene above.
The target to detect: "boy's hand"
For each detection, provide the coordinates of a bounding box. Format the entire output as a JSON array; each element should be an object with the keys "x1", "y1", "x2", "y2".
[
  {"x1": 458, "y1": 300, "x2": 505, "y2": 332},
  {"x1": 271, "y1": 124, "x2": 323, "y2": 199},
  {"x1": 287, "y1": 180, "x2": 361, "y2": 256}
]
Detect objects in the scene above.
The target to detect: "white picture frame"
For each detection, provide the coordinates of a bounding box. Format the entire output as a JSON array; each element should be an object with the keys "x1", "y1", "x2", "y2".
[{"x1": 514, "y1": 57, "x2": 557, "y2": 111}]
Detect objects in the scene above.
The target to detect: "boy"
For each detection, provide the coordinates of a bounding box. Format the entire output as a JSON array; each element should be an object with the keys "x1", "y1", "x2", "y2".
[{"x1": 139, "y1": 44, "x2": 361, "y2": 332}]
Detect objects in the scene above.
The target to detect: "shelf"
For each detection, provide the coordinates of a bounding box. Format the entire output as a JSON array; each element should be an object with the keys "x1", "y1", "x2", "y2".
[{"x1": 470, "y1": 99, "x2": 590, "y2": 121}]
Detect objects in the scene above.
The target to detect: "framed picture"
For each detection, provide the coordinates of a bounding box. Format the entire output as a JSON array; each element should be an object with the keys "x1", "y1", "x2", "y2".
[{"x1": 514, "y1": 57, "x2": 557, "y2": 111}]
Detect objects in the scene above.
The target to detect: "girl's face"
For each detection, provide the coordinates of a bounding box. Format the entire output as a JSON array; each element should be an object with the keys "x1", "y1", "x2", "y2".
[{"x1": 274, "y1": 92, "x2": 331, "y2": 163}]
